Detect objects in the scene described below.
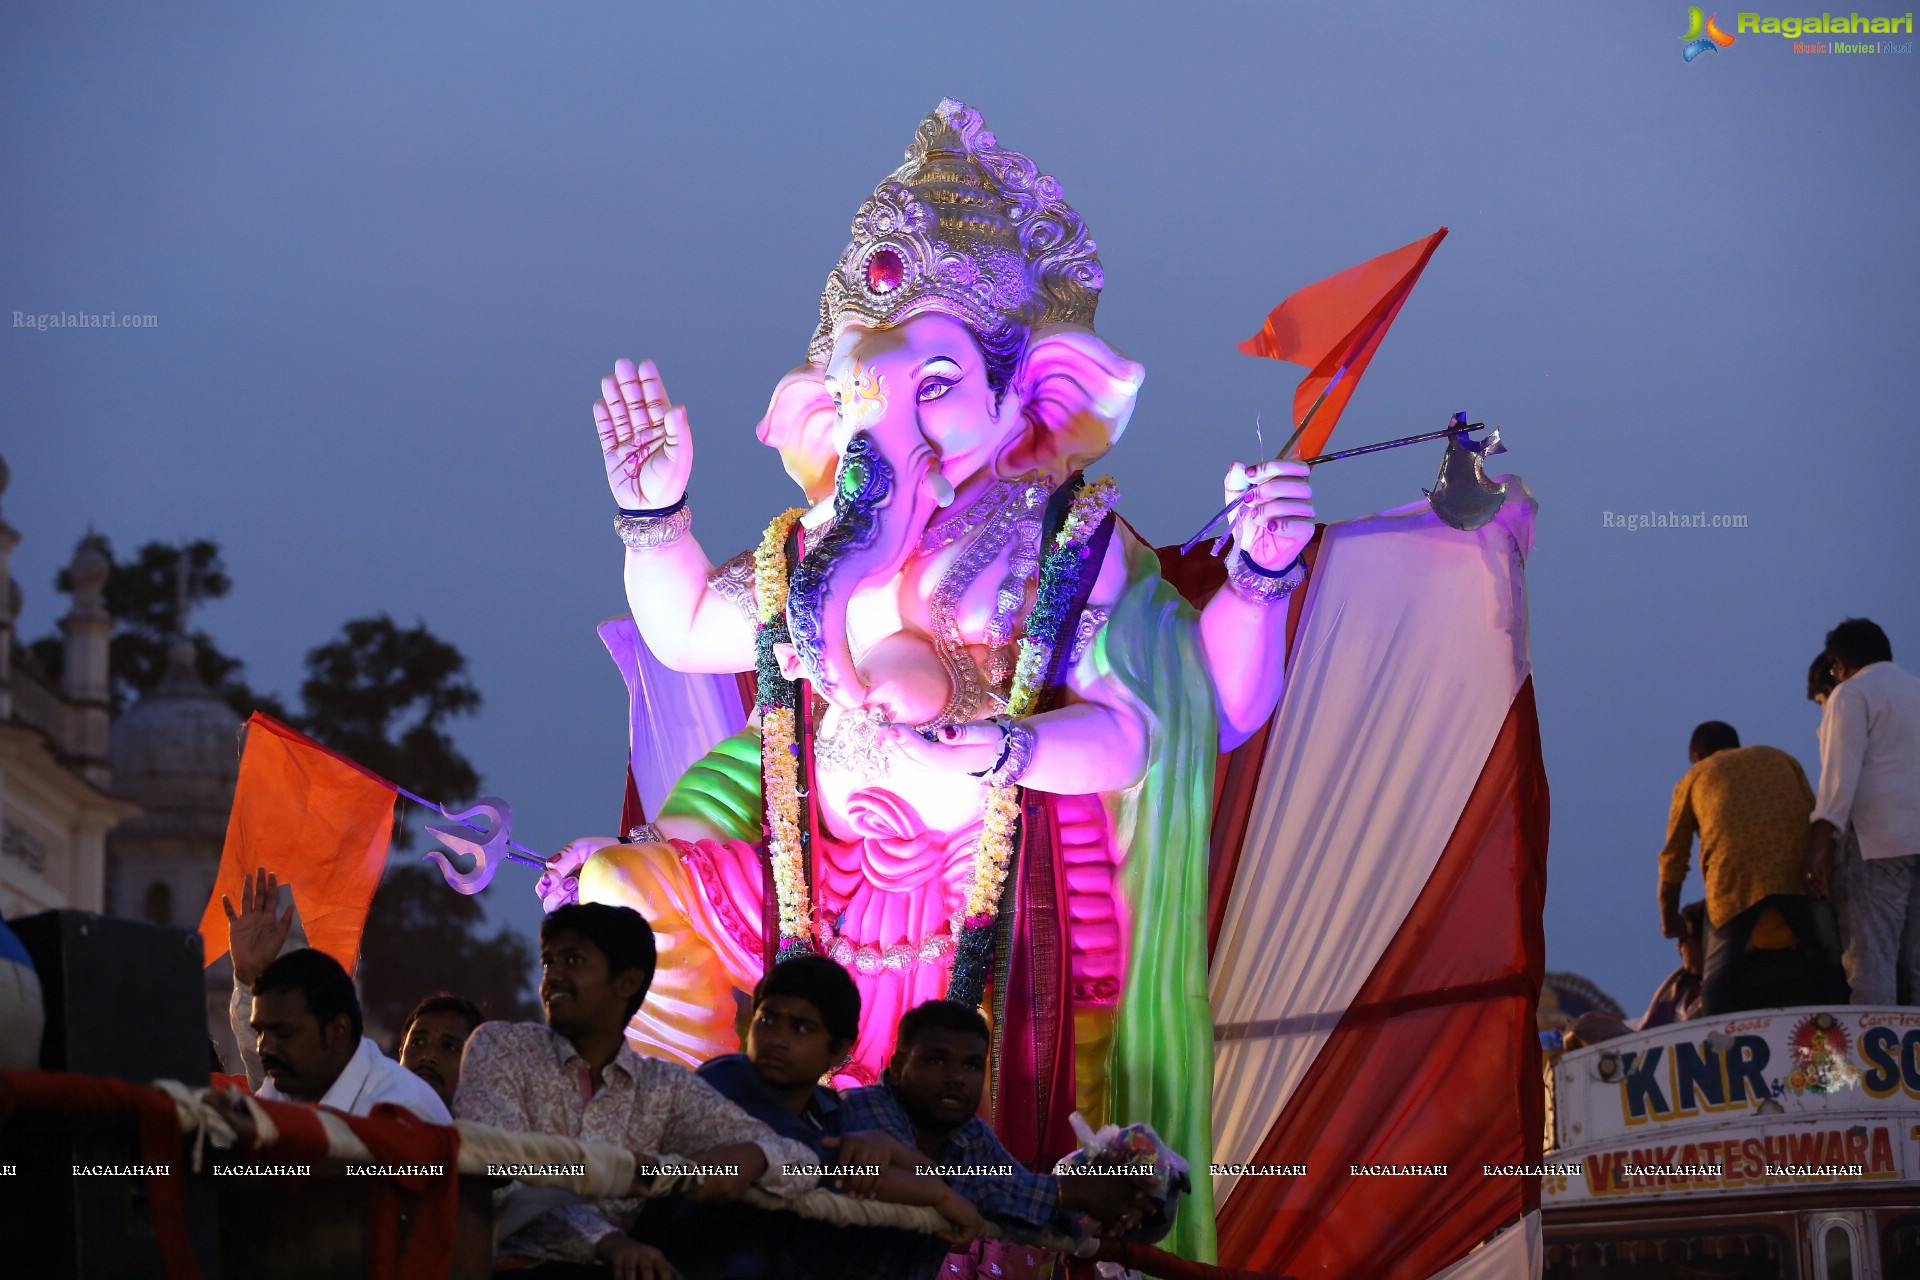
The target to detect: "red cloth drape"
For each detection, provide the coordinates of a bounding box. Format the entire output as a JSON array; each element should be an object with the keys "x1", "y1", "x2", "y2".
[
  {"x1": 1, "y1": 1072, "x2": 463, "y2": 1280},
  {"x1": 619, "y1": 762, "x2": 645, "y2": 837},
  {"x1": 993, "y1": 790, "x2": 1078, "y2": 1168},
  {"x1": 1, "y1": 1071, "x2": 201, "y2": 1279},
  {"x1": 1213, "y1": 679, "x2": 1549, "y2": 1279},
  {"x1": 345, "y1": 1103, "x2": 462, "y2": 1280}
]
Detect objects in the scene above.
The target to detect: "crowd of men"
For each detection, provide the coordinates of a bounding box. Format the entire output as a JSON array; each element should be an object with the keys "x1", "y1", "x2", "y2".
[
  {"x1": 1637, "y1": 617, "x2": 1920, "y2": 1028},
  {"x1": 206, "y1": 870, "x2": 1155, "y2": 1279}
]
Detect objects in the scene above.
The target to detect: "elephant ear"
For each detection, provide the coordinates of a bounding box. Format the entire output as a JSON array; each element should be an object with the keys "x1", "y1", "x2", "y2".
[
  {"x1": 756, "y1": 365, "x2": 839, "y2": 504},
  {"x1": 998, "y1": 325, "x2": 1144, "y2": 483}
]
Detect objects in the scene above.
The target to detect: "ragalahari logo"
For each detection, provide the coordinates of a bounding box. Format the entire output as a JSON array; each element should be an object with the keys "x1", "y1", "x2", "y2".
[{"x1": 1682, "y1": 8, "x2": 1739, "y2": 58}]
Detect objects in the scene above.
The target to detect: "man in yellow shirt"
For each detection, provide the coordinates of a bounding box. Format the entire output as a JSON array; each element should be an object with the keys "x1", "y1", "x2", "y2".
[{"x1": 1659, "y1": 721, "x2": 1849, "y2": 1014}]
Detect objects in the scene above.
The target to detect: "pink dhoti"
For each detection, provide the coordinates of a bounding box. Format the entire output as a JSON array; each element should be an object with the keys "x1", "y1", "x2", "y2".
[{"x1": 582, "y1": 795, "x2": 1126, "y2": 1108}]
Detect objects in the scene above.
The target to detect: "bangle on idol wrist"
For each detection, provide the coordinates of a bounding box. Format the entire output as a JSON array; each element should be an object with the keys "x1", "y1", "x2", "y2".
[
  {"x1": 615, "y1": 494, "x2": 692, "y2": 550},
  {"x1": 977, "y1": 715, "x2": 1036, "y2": 788},
  {"x1": 618, "y1": 493, "x2": 688, "y2": 519},
  {"x1": 969, "y1": 717, "x2": 1015, "y2": 779},
  {"x1": 1226, "y1": 548, "x2": 1306, "y2": 604}
]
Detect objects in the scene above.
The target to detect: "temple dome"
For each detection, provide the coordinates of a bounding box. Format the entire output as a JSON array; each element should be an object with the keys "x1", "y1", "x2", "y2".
[{"x1": 109, "y1": 639, "x2": 242, "y2": 816}]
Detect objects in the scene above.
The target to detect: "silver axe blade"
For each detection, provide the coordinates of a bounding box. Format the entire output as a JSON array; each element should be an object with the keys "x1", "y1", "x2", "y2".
[{"x1": 1425, "y1": 426, "x2": 1511, "y2": 531}]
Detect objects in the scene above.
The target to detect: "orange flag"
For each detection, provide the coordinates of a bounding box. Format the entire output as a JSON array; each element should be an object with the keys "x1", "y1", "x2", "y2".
[
  {"x1": 198, "y1": 713, "x2": 397, "y2": 974},
  {"x1": 1239, "y1": 227, "x2": 1448, "y2": 460}
]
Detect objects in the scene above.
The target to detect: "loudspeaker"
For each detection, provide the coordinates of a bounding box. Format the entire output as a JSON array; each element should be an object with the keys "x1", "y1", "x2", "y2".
[
  {"x1": 0, "y1": 910, "x2": 219, "y2": 1278},
  {"x1": 10, "y1": 910, "x2": 209, "y2": 1081}
]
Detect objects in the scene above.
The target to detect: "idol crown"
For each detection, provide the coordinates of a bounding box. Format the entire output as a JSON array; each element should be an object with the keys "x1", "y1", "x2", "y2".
[{"x1": 809, "y1": 98, "x2": 1104, "y2": 363}]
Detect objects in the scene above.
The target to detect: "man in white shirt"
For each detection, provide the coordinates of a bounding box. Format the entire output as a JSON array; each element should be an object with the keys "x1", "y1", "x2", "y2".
[
  {"x1": 1809, "y1": 619, "x2": 1920, "y2": 1005},
  {"x1": 238, "y1": 949, "x2": 450, "y2": 1122},
  {"x1": 222, "y1": 867, "x2": 449, "y2": 1123}
]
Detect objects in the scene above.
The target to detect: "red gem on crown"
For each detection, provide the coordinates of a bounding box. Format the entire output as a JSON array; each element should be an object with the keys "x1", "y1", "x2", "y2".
[{"x1": 865, "y1": 248, "x2": 905, "y2": 295}]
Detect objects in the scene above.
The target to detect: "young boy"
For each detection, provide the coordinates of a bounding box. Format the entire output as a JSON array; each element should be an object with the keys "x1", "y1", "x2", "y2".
[
  {"x1": 696, "y1": 955, "x2": 858, "y2": 1157},
  {"x1": 650, "y1": 957, "x2": 981, "y2": 1278}
]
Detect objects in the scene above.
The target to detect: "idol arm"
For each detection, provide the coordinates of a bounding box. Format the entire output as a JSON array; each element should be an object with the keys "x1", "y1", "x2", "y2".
[
  {"x1": 1012, "y1": 533, "x2": 1148, "y2": 796},
  {"x1": 1016, "y1": 697, "x2": 1149, "y2": 796},
  {"x1": 1199, "y1": 584, "x2": 1289, "y2": 754},
  {"x1": 622, "y1": 537, "x2": 757, "y2": 674}
]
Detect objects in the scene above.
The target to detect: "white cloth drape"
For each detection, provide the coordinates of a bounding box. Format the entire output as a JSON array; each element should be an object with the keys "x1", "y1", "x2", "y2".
[
  {"x1": 1208, "y1": 491, "x2": 1536, "y2": 1204},
  {"x1": 1429, "y1": 1213, "x2": 1542, "y2": 1280}
]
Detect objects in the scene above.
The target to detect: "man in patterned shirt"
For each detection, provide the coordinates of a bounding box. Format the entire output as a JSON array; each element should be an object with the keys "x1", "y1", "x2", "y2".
[
  {"x1": 455, "y1": 904, "x2": 820, "y2": 1279},
  {"x1": 1658, "y1": 721, "x2": 1848, "y2": 1014},
  {"x1": 835, "y1": 1001, "x2": 1156, "y2": 1280}
]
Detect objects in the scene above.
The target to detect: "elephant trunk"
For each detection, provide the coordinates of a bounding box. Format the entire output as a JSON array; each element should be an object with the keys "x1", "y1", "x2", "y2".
[{"x1": 786, "y1": 431, "x2": 940, "y2": 706}]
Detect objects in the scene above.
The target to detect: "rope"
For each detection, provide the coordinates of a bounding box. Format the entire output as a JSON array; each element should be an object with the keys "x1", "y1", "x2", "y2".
[
  {"x1": 9, "y1": 1073, "x2": 1308, "y2": 1278},
  {"x1": 14, "y1": 1073, "x2": 1090, "y2": 1254}
]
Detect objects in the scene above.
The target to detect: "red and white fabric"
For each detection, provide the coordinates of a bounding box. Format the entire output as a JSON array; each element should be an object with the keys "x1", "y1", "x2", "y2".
[{"x1": 1208, "y1": 490, "x2": 1548, "y2": 1280}]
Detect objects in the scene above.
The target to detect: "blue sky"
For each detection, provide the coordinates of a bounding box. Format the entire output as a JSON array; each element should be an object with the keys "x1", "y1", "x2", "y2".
[{"x1": 4, "y1": 1, "x2": 1915, "y2": 1014}]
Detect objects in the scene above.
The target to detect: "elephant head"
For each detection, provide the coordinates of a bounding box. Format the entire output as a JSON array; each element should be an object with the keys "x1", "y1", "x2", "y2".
[
  {"x1": 777, "y1": 310, "x2": 1143, "y2": 705},
  {"x1": 766, "y1": 97, "x2": 1143, "y2": 705}
]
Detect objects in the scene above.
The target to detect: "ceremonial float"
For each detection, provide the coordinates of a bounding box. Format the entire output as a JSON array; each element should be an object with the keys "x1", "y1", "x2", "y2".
[
  {"x1": 527, "y1": 99, "x2": 1553, "y2": 1275},
  {"x1": 1545, "y1": 1007, "x2": 1920, "y2": 1280}
]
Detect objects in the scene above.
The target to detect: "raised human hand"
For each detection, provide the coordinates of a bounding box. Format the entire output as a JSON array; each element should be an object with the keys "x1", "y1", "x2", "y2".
[
  {"x1": 1226, "y1": 457, "x2": 1315, "y2": 571},
  {"x1": 221, "y1": 867, "x2": 294, "y2": 986},
  {"x1": 595, "y1": 357, "x2": 692, "y2": 512}
]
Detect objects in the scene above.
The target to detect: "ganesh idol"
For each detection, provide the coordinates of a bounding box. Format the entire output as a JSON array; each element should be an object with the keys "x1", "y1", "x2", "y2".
[{"x1": 538, "y1": 99, "x2": 1313, "y2": 1245}]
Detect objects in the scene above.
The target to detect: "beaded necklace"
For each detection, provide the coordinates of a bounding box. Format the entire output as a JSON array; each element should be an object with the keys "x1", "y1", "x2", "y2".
[{"x1": 753, "y1": 477, "x2": 1121, "y2": 1004}]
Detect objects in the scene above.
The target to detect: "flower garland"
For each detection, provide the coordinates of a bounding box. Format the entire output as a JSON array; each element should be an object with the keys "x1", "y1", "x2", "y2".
[
  {"x1": 754, "y1": 508, "x2": 809, "y2": 948},
  {"x1": 960, "y1": 475, "x2": 1118, "y2": 925},
  {"x1": 753, "y1": 477, "x2": 1120, "y2": 1004},
  {"x1": 946, "y1": 475, "x2": 1118, "y2": 1006}
]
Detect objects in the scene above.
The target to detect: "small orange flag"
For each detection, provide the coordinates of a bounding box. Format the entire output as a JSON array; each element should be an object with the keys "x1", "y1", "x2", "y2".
[
  {"x1": 198, "y1": 713, "x2": 397, "y2": 974},
  {"x1": 1239, "y1": 227, "x2": 1448, "y2": 461}
]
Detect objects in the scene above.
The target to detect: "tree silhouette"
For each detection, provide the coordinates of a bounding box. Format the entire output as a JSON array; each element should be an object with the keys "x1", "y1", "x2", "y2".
[
  {"x1": 28, "y1": 537, "x2": 290, "y2": 719},
  {"x1": 35, "y1": 534, "x2": 518, "y2": 1006},
  {"x1": 32, "y1": 544, "x2": 482, "y2": 811},
  {"x1": 297, "y1": 615, "x2": 481, "y2": 849},
  {"x1": 358, "y1": 863, "x2": 539, "y2": 1049}
]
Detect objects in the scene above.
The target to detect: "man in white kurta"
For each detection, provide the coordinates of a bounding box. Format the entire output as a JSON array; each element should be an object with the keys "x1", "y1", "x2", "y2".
[{"x1": 1811, "y1": 619, "x2": 1920, "y2": 1004}]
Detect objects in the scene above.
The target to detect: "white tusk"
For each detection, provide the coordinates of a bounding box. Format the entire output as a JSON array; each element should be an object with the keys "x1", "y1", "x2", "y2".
[{"x1": 927, "y1": 473, "x2": 956, "y2": 508}]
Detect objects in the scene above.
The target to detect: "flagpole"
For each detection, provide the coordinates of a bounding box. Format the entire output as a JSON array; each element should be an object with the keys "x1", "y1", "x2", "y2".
[
  {"x1": 1178, "y1": 419, "x2": 1484, "y2": 554},
  {"x1": 1305, "y1": 422, "x2": 1476, "y2": 466},
  {"x1": 1189, "y1": 227, "x2": 1448, "y2": 556},
  {"x1": 1271, "y1": 367, "x2": 1345, "y2": 463}
]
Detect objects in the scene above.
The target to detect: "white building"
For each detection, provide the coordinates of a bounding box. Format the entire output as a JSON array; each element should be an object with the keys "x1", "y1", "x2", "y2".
[
  {"x1": 105, "y1": 628, "x2": 248, "y2": 1063},
  {"x1": 0, "y1": 457, "x2": 141, "y2": 919}
]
